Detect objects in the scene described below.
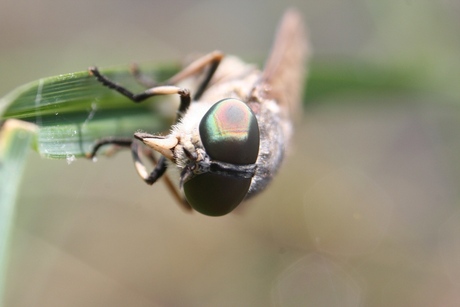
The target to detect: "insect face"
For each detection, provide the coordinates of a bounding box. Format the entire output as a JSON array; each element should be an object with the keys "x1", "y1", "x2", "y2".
[
  {"x1": 182, "y1": 98, "x2": 260, "y2": 216},
  {"x1": 88, "y1": 9, "x2": 308, "y2": 216}
]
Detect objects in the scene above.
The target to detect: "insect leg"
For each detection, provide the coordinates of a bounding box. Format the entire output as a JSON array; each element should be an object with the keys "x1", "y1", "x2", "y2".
[
  {"x1": 131, "y1": 141, "x2": 167, "y2": 185},
  {"x1": 89, "y1": 66, "x2": 192, "y2": 124},
  {"x1": 89, "y1": 66, "x2": 191, "y2": 108},
  {"x1": 88, "y1": 69, "x2": 190, "y2": 157},
  {"x1": 134, "y1": 144, "x2": 192, "y2": 211},
  {"x1": 86, "y1": 137, "x2": 133, "y2": 159},
  {"x1": 88, "y1": 53, "x2": 222, "y2": 210},
  {"x1": 129, "y1": 50, "x2": 223, "y2": 100},
  {"x1": 167, "y1": 51, "x2": 223, "y2": 100},
  {"x1": 130, "y1": 63, "x2": 157, "y2": 88}
]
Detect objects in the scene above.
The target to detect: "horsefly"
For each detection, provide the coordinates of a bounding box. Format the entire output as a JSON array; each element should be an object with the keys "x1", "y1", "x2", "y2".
[{"x1": 87, "y1": 9, "x2": 310, "y2": 216}]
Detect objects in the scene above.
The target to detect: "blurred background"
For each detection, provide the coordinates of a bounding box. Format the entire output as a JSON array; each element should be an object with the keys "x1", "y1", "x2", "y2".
[{"x1": 2, "y1": 0, "x2": 460, "y2": 306}]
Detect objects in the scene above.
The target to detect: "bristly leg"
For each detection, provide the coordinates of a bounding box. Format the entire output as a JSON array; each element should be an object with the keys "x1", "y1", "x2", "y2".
[
  {"x1": 130, "y1": 63, "x2": 157, "y2": 88},
  {"x1": 136, "y1": 144, "x2": 192, "y2": 211},
  {"x1": 89, "y1": 67, "x2": 192, "y2": 112},
  {"x1": 87, "y1": 51, "x2": 224, "y2": 211},
  {"x1": 164, "y1": 50, "x2": 223, "y2": 100},
  {"x1": 88, "y1": 51, "x2": 225, "y2": 160},
  {"x1": 130, "y1": 140, "x2": 167, "y2": 185},
  {"x1": 86, "y1": 137, "x2": 133, "y2": 159}
]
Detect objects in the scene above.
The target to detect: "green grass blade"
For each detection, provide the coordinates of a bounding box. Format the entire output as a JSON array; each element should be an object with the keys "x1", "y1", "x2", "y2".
[
  {"x1": 0, "y1": 58, "x2": 432, "y2": 159},
  {"x1": 0, "y1": 120, "x2": 37, "y2": 306},
  {"x1": 0, "y1": 65, "x2": 179, "y2": 159}
]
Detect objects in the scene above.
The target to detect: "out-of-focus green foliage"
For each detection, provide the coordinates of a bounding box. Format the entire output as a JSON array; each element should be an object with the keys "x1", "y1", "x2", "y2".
[
  {"x1": 0, "y1": 120, "x2": 37, "y2": 305},
  {"x1": 0, "y1": 59, "x2": 427, "y2": 159}
]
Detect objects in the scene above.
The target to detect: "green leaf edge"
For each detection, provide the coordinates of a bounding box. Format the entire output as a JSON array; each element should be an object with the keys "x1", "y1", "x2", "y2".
[{"x1": 0, "y1": 120, "x2": 37, "y2": 306}]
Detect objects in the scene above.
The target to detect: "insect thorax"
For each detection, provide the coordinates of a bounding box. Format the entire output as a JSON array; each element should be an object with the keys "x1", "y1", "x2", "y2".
[{"x1": 169, "y1": 58, "x2": 290, "y2": 197}]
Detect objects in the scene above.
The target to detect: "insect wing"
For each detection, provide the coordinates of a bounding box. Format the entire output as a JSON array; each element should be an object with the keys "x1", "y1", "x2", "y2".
[{"x1": 260, "y1": 9, "x2": 310, "y2": 122}]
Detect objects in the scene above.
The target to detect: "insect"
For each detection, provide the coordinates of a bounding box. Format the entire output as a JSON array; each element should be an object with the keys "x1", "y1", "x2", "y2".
[{"x1": 87, "y1": 9, "x2": 309, "y2": 216}]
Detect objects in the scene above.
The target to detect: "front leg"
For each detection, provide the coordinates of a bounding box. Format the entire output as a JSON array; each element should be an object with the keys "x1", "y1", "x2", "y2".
[
  {"x1": 86, "y1": 137, "x2": 133, "y2": 159},
  {"x1": 89, "y1": 67, "x2": 192, "y2": 118},
  {"x1": 134, "y1": 142, "x2": 192, "y2": 211}
]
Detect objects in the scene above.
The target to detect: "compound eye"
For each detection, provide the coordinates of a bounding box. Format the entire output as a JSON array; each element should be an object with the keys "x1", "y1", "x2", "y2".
[
  {"x1": 199, "y1": 98, "x2": 259, "y2": 164},
  {"x1": 184, "y1": 173, "x2": 251, "y2": 216}
]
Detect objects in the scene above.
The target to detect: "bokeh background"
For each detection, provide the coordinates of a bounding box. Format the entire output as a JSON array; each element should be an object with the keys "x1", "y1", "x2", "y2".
[{"x1": 2, "y1": 0, "x2": 460, "y2": 306}]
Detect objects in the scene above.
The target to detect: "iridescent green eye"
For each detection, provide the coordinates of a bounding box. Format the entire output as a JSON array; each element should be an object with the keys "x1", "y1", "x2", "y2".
[
  {"x1": 199, "y1": 98, "x2": 260, "y2": 164},
  {"x1": 182, "y1": 98, "x2": 259, "y2": 216}
]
